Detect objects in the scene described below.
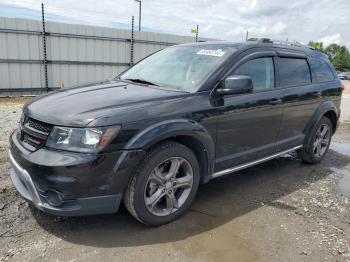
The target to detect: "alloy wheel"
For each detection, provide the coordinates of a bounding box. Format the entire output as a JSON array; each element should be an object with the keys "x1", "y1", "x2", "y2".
[
  {"x1": 144, "y1": 157, "x2": 194, "y2": 216},
  {"x1": 313, "y1": 124, "x2": 330, "y2": 158}
]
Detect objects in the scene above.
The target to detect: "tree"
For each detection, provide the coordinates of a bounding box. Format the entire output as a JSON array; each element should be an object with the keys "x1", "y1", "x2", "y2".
[
  {"x1": 325, "y1": 44, "x2": 350, "y2": 72},
  {"x1": 308, "y1": 41, "x2": 325, "y2": 52},
  {"x1": 325, "y1": 44, "x2": 343, "y2": 60},
  {"x1": 308, "y1": 41, "x2": 350, "y2": 72}
]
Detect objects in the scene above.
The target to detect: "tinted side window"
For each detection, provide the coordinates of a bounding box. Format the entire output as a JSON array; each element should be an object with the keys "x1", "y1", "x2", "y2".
[
  {"x1": 309, "y1": 59, "x2": 335, "y2": 82},
  {"x1": 279, "y1": 58, "x2": 311, "y2": 87},
  {"x1": 233, "y1": 57, "x2": 275, "y2": 90}
]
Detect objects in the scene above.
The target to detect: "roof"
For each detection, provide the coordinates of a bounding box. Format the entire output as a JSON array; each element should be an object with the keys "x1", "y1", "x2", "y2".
[{"x1": 178, "y1": 38, "x2": 328, "y2": 59}]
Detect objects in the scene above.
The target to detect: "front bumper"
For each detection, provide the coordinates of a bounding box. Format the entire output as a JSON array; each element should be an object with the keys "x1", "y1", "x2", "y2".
[
  {"x1": 9, "y1": 129, "x2": 146, "y2": 216},
  {"x1": 9, "y1": 150, "x2": 122, "y2": 216}
]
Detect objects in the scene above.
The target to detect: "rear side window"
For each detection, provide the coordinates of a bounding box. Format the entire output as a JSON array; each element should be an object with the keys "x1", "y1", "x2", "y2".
[
  {"x1": 233, "y1": 57, "x2": 275, "y2": 90},
  {"x1": 279, "y1": 58, "x2": 311, "y2": 87},
  {"x1": 309, "y1": 59, "x2": 335, "y2": 83}
]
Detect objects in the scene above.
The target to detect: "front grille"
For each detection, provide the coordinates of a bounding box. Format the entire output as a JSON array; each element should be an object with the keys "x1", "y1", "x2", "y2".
[
  {"x1": 26, "y1": 118, "x2": 52, "y2": 134},
  {"x1": 22, "y1": 133, "x2": 45, "y2": 150},
  {"x1": 20, "y1": 116, "x2": 52, "y2": 151}
]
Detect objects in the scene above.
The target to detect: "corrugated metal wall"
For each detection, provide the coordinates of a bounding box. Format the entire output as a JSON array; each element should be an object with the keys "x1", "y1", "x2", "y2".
[{"x1": 0, "y1": 17, "x2": 196, "y2": 96}]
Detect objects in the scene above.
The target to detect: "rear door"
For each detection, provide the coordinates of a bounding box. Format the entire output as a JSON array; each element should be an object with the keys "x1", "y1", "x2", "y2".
[
  {"x1": 275, "y1": 52, "x2": 323, "y2": 151},
  {"x1": 214, "y1": 50, "x2": 284, "y2": 172}
]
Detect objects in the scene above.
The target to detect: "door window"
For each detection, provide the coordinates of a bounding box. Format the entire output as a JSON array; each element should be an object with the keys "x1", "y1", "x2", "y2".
[
  {"x1": 233, "y1": 57, "x2": 275, "y2": 90},
  {"x1": 279, "y1": 58, "x2": 311, "y2": 87}
]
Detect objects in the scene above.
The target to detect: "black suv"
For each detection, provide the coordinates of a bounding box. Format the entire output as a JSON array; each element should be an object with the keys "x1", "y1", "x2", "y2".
[{"x1": 9, "y1": 39, "x2": 343, "y2": 226}]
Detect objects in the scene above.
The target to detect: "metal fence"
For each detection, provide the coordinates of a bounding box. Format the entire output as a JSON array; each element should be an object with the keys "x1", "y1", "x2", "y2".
[{"x1": 0, "y1": 16, "x2": 198, "y2": 96}]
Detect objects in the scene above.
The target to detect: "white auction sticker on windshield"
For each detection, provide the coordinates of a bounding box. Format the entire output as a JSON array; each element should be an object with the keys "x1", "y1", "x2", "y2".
[{"x1": 196, "y1": 49, "x2": 225, "y2": 57}]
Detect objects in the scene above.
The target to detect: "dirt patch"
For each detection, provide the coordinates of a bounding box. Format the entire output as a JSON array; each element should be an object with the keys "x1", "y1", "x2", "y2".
[
  {"x1": 0, "y1": 97, "x2": 350, "y2": 262},
  {"x1": 0, "y1": 97, "x2": 31, "y2": 108}
]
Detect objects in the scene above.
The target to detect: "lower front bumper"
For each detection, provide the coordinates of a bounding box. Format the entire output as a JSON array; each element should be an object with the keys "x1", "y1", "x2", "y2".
[{"x1": 9, "y1": 151, "x2": 122, "y2": 216}]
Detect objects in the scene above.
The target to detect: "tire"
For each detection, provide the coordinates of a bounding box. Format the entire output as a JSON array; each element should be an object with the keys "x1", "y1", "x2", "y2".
[
  {"x1": 299, "y1": 116, "x2": 333, "y2": 164},
  {"x1": 123, "y1": 141, "x2": 200, "y2": 226}
]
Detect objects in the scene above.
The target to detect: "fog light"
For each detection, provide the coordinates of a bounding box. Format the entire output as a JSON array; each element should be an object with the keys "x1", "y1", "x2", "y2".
[{"x1": 46, "y1": 189, "x2": 63, "y2": 207}]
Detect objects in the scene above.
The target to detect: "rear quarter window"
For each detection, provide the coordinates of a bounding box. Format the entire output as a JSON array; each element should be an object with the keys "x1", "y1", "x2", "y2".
[
  {"x1": 279, "y1": 58, "x2": 311, "y2": 87},
  {"x1": 309, "y1": 59, "x2": 335, "y2": 83}
]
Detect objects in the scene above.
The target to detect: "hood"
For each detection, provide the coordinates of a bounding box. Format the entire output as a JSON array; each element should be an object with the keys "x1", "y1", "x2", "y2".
[{"x1": 24, "y1": 80, "x2": 187, "y2": 127}]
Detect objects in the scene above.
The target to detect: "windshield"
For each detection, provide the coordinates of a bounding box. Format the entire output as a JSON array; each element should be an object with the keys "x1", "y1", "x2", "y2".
[{"x1": 119, "y1": 45, "x2": 236, "y2": 92}]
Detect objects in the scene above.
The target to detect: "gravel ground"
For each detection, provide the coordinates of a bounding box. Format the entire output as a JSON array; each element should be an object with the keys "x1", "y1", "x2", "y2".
[{"x1": 0, "y1": 82, "x2": 350, "y2": 262}]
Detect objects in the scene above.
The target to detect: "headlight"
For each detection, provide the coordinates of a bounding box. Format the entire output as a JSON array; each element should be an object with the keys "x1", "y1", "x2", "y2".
[{"x1": 46, "y1": 126, "x2": 120, "y2": 153}]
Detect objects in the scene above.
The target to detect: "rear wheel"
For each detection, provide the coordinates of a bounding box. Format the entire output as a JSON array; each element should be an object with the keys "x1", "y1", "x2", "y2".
[
  {"x1": 299, "y1": 116, "x2": 332, "y2": 164},
  {"x1": 123, "y1": 141, "x2": 200, "y2": 226}
]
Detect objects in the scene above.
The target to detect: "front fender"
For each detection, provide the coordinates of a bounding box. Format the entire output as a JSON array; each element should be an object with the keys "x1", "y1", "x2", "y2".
[{"x1": 124, "y1": 119, "x2": 215, "y2": 182}]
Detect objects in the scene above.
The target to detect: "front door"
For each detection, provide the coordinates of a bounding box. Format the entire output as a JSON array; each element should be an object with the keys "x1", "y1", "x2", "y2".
[{"x1": 214, "y1": 55, "x2": 283, "y2": 172}]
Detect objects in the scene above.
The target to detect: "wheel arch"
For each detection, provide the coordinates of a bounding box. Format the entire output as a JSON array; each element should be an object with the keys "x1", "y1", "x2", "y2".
[
  {"x1": 304, "y1": 101, "x2": 339, "y2": 139},
  {"x1": 323, "y1": 110, "x2": 338, "y2": 133},
  {"x1": 124, "y1": 119, "x2": 215, "y2": 183}
]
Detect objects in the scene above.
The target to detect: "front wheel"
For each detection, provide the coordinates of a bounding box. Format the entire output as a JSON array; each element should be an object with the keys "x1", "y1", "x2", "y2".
[
  {"x1": 299, "y1": 116, "x2": 333, "y2": 164},
  {"x1": 123, "y1": 141, "x2": 200, "y2": 226}
]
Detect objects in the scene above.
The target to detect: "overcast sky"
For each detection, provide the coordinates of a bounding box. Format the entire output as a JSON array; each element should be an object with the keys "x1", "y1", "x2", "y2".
[{"x1": 0, "y1": 0, "x2": 349, "y2": 48}]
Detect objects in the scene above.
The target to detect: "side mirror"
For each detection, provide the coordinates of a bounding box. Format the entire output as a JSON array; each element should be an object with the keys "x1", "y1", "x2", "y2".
[{"x1": 216, "y1": 75, "x2": 253, "y2": 95}]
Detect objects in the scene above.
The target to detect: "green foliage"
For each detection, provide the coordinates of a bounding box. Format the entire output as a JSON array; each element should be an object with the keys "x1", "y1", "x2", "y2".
[
  {"x1": 308, "y1": 41, "x2": 325, "y2": 52},
  {"x1": 308, "y1": 41, "x2": 350, "y2": 72},
  {"x1": 325, "y1": 44, "x2": 350, "y2": 72}
]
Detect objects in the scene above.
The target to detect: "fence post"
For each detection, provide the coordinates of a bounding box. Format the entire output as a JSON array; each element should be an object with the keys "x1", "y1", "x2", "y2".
[
  {"x1": 41, "y1": 3, "x2": 49, "y2": 91},
  {"x1": 130, "y1": 16, "x2": 135, "y2": 66}
]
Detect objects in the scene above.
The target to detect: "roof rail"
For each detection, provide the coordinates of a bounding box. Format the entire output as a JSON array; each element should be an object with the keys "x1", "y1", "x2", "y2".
[{"x1": 247, "y1": 38, "x2": 315, "y2": 50}]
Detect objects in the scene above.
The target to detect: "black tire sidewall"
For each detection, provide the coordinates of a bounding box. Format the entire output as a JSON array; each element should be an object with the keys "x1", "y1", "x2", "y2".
[{"x1": 132, "y1": 142, "x2": 200, "y2": 226}]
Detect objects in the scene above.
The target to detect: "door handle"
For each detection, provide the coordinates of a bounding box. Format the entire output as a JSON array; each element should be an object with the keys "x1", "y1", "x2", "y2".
[{"x1": 268, "y1": 98, "x2": 282, "y2": 105}]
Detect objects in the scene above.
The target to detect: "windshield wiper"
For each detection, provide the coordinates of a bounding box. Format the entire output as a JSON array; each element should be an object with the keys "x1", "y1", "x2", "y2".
[{"x1": 124, "y1": 78, "x2": 159, "y2": 86}]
